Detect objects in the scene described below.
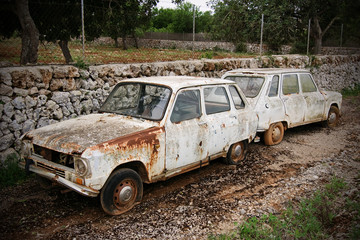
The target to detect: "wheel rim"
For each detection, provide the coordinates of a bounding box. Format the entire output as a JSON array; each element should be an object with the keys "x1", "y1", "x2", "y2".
[
  {"x1": 231, "y1": 143, "x2": 244, "y2": 163},
  {"x1": 272, "y1": 125, "x2": 281, "y2": 142},
  {"x1": 113, "y1": 179, "x2": 137, "y2": 210},
  {"x1": 328, "y1": 111, "x2": 337, "y2": 124}
]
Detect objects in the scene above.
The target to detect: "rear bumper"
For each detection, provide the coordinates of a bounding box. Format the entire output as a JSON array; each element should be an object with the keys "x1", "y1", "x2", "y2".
[{"x1": 19, "y1": 157, "x2": 99, "y2": 197}]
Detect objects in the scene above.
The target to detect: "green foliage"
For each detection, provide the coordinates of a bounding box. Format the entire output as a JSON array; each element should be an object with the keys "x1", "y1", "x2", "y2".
[
  {"x1": 209, "y1": 0, "x2": 297, "y2": 52},
  {"x1": 341, "y1": 85, "x2": 360, "y2": 97},
  {"x1": 0, "y1": 154, "x2": 27, "y2": 188},
  {"x1": 150, "y1": 3, "x2": 213, "y2": 33},
  {"x1": 74, "y1": 57, "x2": 89, "y2": 70},
  {"x1": 209, "y1": 177, "x2": 348, "y2": 240},
  {"x1": 200, "y1": 51, "x2": 214, "y2": 59},
  {"x1": 346, "y1": 196, "x2": 360, "y2": 239},
  {"x1": 235, "y1": 42, "x2": 247, "y2": 53}
]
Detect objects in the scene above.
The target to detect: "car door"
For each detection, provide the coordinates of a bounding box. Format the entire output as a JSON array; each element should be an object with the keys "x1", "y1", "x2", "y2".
[
  {"x1": 299, "y1": 73, "x2": 326, "y2": 122},
  {"x1": 165, "y1": 88, "x2": 208, "y2": 171},
  {"x1": 264, "y1": 75, "x2": 286, "y2": 124},
  {"x1": 203, "y1": 85, "x2": 246, "y2": 155},
  {"x1": 280, "y1": 73, "x2": 306, "y2": 127}
]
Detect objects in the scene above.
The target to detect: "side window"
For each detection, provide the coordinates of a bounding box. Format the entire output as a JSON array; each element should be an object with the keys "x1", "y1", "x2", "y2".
[
  {"x1": 300, "y1": 74, "x2": 317, "y2": 93},
  {"x1": 268, "y1": 75, "x2": 279, "y2": 97},
  {"x1": 282, "y1": 74, "x2": 299, "y2": 95},
  {"x1": 229, "y1": 85, "x2": 245, "y2": 109},
  {"x1": 170, "y1": 89, "x2": 201, "y2": 123},
  {"x1": 204, "y1": 86, "x2": 230, "y2": 114}
]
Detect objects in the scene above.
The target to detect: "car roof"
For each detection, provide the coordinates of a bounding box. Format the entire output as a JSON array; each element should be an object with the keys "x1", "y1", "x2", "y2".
[
  {"x1": 120, "y1": 76, "x2": 235, "y2": 91},
  {"x1": 223, "y1": 68, "x2": 310, "y2": 76}
]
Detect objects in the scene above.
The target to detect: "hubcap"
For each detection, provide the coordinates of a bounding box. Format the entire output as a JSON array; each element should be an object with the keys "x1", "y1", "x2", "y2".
[
  {"x1": 272, "y1": 126, "x2": 281, "y2": 141},
  {"x1": 328, "y1": 112, "x2": 336, "y2": 124},
  {"x1": 233, "y1": 144, "x2": 243, "y2": 158},
  {"x1": 119, "y1": 186, "x2": 133, "y2": 203}
]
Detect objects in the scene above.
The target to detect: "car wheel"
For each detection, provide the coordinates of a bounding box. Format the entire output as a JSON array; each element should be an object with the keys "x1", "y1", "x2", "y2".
[
  {"x1": 324, "y1": 106, "x2": 340, "y2": 128},
  {"x1": 225, "y1": 141, "x2": 248, "y2": 165},
  {"x1": 264, "y1": 122, "x2": 284, "y2": 146},
  {"x1": 100, "y1": 168, "x2": 143, "y2": 216}
]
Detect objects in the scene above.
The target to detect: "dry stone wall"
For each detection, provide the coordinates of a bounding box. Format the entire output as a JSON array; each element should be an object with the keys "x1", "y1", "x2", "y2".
[{"x1": 0, "y1": 54, "x2": 359, "y2": 163}]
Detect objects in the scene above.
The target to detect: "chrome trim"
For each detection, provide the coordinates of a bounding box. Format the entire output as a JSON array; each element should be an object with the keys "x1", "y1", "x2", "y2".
[{"x1": 19, "y1": 156, "x2": 99, "y2": 197}]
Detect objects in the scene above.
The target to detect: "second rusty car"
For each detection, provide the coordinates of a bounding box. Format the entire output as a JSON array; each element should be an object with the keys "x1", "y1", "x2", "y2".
[
  {"x1": 222, "y1": 68, "x2": 342, "y2": 145},
  {"x1": 20, "y1": 76, "x2": 257, "y2": 215}
]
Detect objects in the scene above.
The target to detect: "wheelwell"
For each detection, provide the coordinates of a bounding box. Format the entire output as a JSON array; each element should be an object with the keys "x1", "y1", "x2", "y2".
[
  {"x1": 331, "y1": 103, "x2": 339, "y2": 109},
  {"x1": 113, "y1": 161, "x2": 149, "y2": 183},
  {"x1": 281, "y1": 121, "x2": 288, "y2": 130}
]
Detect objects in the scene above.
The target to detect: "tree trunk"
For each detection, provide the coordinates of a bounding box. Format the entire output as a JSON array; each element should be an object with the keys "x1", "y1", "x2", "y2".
[
  {"x1": 312, "y1": 16, "x2": 322, "y2": 55},
  {"x1": 58, "y1": 40, "x2": 73, "y2": 63},
  {"x1": 132, "y1": 32, "x2": 139, "y2": 49},
  {"x1": 122, "y1": 36, "x2": 128, "y2": 50},
  {"x1": 15, "y1": 0, "x2": 39, "y2": 65},
  {"x1": 114, "y1": 37, "x2": 119, "y2": 48}
]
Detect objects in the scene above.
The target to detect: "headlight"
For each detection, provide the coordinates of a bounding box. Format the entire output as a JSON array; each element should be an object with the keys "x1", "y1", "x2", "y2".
[{"x1": 74, "y1": 157, "x2": 89, "y2": 176}]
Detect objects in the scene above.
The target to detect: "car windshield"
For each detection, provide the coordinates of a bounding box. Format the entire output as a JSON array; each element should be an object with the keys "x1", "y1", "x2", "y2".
[
  {"x1": 100, "y1": 83, "x2": 171, "y2": 121},
  {"x1": 225, "y1": 76, "x2": 264, "y2": 98}
]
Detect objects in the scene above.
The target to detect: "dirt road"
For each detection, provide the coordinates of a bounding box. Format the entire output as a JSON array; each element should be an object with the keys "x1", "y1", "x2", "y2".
[{"x1": 1, "y1": 96, "x2": 359, "y2": 240}]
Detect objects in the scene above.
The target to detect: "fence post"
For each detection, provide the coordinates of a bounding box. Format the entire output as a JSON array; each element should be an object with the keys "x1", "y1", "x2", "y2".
[
  {"x1": 192, "y1": 5, "x2": 195, "y2": 54},
  {"x1": 307, "y1": 19, "x2": 311, "y2": 55},
  {"x1": 81, "y1": 0, "x2": 85, "y2": 59},
  {"x1": 340, "y1": 24, "x2": 343, "y2": 47},
  {"x1": 260, "y1": 14, "x2": 264, "y2": 56}
]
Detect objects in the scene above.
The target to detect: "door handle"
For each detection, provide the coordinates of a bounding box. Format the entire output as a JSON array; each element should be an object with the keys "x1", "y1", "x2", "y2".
[{"x1": 198, "y1": 122, "x2": 207, "y2": 127}]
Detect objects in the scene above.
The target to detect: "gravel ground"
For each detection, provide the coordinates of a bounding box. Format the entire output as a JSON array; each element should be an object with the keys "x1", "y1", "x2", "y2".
[{"x1": 0, "y1": 96, "x2": 359, "y2": 240}]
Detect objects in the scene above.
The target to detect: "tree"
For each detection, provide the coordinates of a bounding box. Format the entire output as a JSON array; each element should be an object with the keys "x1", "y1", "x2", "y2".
[
  {"x1": 104, "y1": 0, "x2": 158, "y2": 50},
  {"x1": 296, "y1": 0, "x2": 348, "y2": 54},
  {"x1": 0, "y1": 0, "x2": 39, "y2": 64},
  {"x1": 150, "y1": 3, "x2": 213, "y2": 33},
  {"x1": 209, "y1": 0, "x2": 297, "y2": 52},
  {"x1": 29, "y1": 0, "x2": 104, "y2": 63}
]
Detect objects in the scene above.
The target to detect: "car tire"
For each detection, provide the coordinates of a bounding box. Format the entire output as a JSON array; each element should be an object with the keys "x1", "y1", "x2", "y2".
[
  {"x1": 324, "y1": 106, "x2": 340, "y2": 128},
  {"x1": 264, "y1": 122, "x2": 284, "y2": 146},
  {"x1": 100, "y1": 168, "x2": 143, "y2": 216},
  {"x1": 225, "y1": 140, "x2": 248, "y2": 165}
]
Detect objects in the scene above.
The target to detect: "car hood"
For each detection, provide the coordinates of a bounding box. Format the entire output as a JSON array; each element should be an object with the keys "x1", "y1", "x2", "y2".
[{"x1": 24, "y1": 113, "x2": 157, "y2": 154}]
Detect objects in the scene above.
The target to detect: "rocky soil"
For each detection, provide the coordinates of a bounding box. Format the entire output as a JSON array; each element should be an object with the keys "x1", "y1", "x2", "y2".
[{"x1": 0, "y1": 96, "x2": 359, "y2": 240}]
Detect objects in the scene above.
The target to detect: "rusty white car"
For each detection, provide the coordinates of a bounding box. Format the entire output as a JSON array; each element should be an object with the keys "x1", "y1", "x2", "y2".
[
  {"x1": 222, "y1": 68, "x2": 342, "y2": 145},
  {"x1": 20, "y1": 76, "x2": 257, "y2": 215}
]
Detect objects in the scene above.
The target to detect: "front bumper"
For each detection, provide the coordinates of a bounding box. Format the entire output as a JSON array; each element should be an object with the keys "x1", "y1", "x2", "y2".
[{"x1": 19, "y1": 155, "x2": 99, "y2": 197}]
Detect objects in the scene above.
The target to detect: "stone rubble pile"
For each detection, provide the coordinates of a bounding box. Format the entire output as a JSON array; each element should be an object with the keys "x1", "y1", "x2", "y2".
[{"x1": 0, "y1": 54, "x2": 359, "y2": 163}]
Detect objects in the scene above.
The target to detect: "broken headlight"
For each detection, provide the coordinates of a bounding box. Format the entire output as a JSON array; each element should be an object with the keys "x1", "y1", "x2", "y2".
[{"x1": 74, "y1": 157, "x2": 90, "y2": 177}]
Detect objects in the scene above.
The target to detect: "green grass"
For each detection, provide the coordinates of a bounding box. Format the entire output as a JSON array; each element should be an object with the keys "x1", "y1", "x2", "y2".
[
  {"x1": 0, "y1": 154, "x2": 28, "y2": 188},
  {"x1": 341, "y1": 84, "x2": 360, "y2": 97},
  {"x1": 209, "y1": 177, "x2": 357, "y2": 240}
]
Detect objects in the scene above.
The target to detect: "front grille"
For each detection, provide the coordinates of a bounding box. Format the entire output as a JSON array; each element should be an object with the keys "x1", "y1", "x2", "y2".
[
  {"x1": 37, "y1": 162, "x2": 66, "y2": 178},
  {"x1": 33, "y1": 145, "x2": 75, "y2": 169}
]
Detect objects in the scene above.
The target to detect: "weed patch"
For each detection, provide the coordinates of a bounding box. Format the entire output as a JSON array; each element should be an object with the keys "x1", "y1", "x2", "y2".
[
  {"x1": 0, "y1": 154, "x2": 27, "y2": 188},
  {"x1": 209, "y1": 177, "x2": 351, "y2": 240}
]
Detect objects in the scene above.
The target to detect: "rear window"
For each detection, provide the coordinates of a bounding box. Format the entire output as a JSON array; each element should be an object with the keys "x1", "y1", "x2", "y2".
[
  {"x1": 225, "y1": 76, "x2": 264, "y2": 98},
  {"x1": 300, "y1": 74, "x2": 317, "y2": 93}
]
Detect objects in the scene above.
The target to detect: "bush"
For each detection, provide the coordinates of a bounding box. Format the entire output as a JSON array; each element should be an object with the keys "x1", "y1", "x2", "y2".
[
  {"x1": 235, "y1": 42, "x2": 247, "y2": 53},
  {"x1": 0, "y1": 154, "x2": 27, "y2": 188},
  {"x1": 341, "y1": 84, "x2": 360, "y2": 97}
]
